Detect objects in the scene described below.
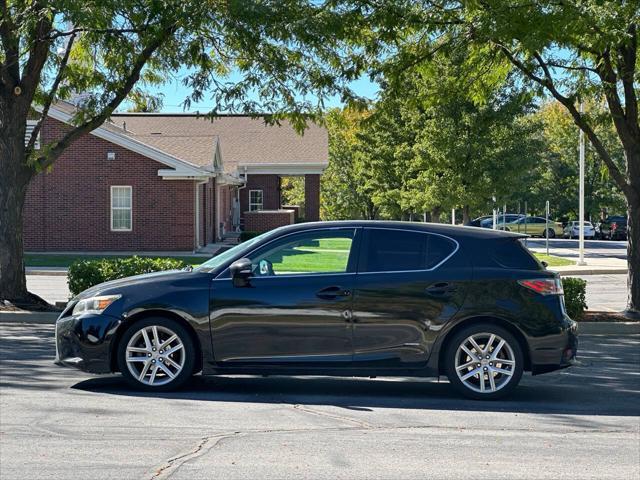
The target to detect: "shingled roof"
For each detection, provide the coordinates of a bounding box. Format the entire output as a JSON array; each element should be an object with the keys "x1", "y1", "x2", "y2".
[{"x1": 108, "y1": 113, "x2": 328, "y2": 174}]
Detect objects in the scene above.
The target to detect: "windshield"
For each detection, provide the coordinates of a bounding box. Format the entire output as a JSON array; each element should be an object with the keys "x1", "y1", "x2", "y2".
[{"x1": 195, "y1": 231, "x2": 272, "y2": 272}]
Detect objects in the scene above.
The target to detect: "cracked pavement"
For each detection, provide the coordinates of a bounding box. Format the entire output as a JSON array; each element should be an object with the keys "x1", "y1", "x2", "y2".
[{"x1": 0, "y1": 324, "x2": 638, "y2": 479}]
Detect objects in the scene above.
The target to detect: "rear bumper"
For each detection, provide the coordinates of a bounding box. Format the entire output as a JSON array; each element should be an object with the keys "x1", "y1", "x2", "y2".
[
  {"x1": 54, "y1": 313, "x2": 122, "y2": 374},
  {"x1": 531, "y1": 319, "x2": 578, "y2": 375}
]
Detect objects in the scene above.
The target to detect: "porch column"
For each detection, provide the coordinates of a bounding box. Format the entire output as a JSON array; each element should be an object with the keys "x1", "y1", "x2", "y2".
[{"x1": 304, "y1": 174, "x2": 320, "y2": 221}]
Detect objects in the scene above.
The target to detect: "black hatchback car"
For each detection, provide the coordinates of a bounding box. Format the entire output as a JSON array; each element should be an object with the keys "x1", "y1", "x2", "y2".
[{"x1": 55, "y1": 221, "x2": 577, "y2": 400}]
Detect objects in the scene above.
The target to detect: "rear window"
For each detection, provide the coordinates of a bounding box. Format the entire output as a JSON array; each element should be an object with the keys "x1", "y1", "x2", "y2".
[
  {"x1": 492, "y1": 239, "x2": 541, "y2": 270},
  {"x1": 360, "y1": 229, "x2": 457, "y2": 272}
]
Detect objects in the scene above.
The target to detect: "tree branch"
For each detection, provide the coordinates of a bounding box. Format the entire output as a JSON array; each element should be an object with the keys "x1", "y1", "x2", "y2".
[
  {"x1": 18, "y1": 7, "x2": 53, "y2": 112},
  {"x1": 35, "y1": 24, "x2": 177, "y2": 170},
  {"x1": 26, "y1": 33, "x2": 76, "y2": 153},
  {"x1": 496, "y1": 42, "x2": 630, "y2": 195},
  {"x1": 618, "y1": 23, "x2": 638, "y2": 138},
  {"x1": 46, "y1": 27, "x2": 148, "y2": 41},
  {"x1": 0, "y1": 0, "x2": 20, "y2": 90}
]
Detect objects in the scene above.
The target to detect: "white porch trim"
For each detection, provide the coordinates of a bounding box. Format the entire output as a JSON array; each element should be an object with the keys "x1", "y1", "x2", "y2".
[{"x1": 238, "y1": 163, "x2": 327, "y2": 175}]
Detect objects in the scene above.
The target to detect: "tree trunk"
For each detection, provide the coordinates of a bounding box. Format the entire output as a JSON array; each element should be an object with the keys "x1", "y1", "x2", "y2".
[
  {"x1": 626, "y1": 148, "x2": 640, "y2": 314},
  {"x1": 0, "y1": 138, "x2": 33, "y2": 302},
  {"x1": 627, "y1": 198, "x2": 640, "y2": 314},
  {"x1": 431, "y1": 206, "x2": 441, "y2": 223},
  {"x1": 462, "y1": 205, "x2": 471, "y2": 225}
]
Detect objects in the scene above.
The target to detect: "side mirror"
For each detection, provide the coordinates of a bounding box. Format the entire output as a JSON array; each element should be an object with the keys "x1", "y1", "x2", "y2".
[
  {"x1": 230, "y1": 258, "x2": 253, "y2": 288},
  {"x1": 541, "y1": 261, "x2": 548, "y2": 269}
]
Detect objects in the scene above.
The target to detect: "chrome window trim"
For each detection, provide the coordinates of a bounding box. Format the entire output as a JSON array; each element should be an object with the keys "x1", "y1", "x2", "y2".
[
  {"x1": 358, "y1": 226, "x2": 460, "y2": 274},
  {"x1": 214, "y1": 226, "x2": 359, "y2": 280},
  {"x1": 213, "y1": 225, "x2": 460, "y2": 280}
]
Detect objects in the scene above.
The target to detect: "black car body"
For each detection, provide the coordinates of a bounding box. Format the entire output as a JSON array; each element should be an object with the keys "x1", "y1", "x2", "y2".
[
  {"x1": 55, "y1": 221, "x2": 578, "y2": 399},
  {"x1": 597, "y1": 216, "x2": 628, "y2": 240}
]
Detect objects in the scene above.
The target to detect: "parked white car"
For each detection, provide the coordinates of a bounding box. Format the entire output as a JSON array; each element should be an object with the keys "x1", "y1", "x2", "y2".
[{"x1": 563, "y1": 221, "x2": 595, "y2": 239}]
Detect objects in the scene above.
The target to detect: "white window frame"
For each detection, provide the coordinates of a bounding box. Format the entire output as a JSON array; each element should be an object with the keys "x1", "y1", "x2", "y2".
[
  {"x1": 25, "y1": 120, "x2": 41, "y2": 149},
  {"x1": 249, "y1": 189, "x2": 264, "y2": 212},
  {"x1": 110, "y1": 186, "x2": 132, "y2": 232}
]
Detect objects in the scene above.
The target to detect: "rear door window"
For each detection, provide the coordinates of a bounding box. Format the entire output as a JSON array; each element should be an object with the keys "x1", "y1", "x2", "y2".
[{"x1": 359, "y1": 229, "x2": 457, "y2": 273}]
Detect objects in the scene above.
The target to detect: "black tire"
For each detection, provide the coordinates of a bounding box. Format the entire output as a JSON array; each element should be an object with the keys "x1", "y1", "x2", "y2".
[
  {"x1": 444, "y1": 323, "x2": 524, "y2": 400},
  {"x1": 545, "y1": 229, "x2": 556, "y2": 239},
  {"x1": 117, "y1": 317, "x2": 196, "y2": 391}
]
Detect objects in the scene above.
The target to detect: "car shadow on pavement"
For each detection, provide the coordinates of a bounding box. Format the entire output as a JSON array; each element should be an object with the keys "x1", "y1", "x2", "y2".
[
  {"x1": 2, "y1": 324, "x2": 638, "y2": 417},
  {"x1": 72, "y1": 355, "x2": 640, "y2": 418}
]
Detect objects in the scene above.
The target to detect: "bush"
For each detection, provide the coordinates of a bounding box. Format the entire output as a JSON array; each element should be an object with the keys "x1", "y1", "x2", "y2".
[
  {"x1": 239, "y1": 231, "x2": 261, "y2": 242},
  {"x1": 68, "y1": 256, "x2": 187, "y2": 296},
  {"x1": 562, "y1": 277, "x2": 588, "y2": 320}
]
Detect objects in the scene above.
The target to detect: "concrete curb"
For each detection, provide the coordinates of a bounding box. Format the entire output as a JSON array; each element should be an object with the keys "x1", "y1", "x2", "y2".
[
  {"x1": 554, "y1": 268, "x2": 628, "y2": 276},
  {"x1": 0, "y1": 311, "x2": 60, "y2": 324},
  {"x1": 578, "y1": 322, "x2": 640, "y2": 334},
  {"x1": 25, "y1": 269, "x2": 68, "y2": 276}
]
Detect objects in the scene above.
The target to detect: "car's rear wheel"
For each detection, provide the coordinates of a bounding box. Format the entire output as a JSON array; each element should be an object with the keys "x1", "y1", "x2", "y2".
[
  {"x1": 117, "y1": 317, "x2": 195, "y2": 391},
  {"x1": 544, "y1": 228, "x2": 555, "y2": 239},
  {"x1": 444, "y1": 323, "x2": 524, "y2": 400}
]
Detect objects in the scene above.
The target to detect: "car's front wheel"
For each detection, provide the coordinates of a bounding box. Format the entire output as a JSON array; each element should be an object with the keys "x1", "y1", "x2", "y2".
[
  {"x1": 445, "y1": 323, "x2": 524, "y2": 400},
  {"x1": 117, "y1": 317, "x2": 195, "y2": 391}
]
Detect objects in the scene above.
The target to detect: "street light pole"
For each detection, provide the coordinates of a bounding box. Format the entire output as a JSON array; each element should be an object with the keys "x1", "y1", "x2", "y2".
[{"x1": 577, "y1": 102, "x2": 587, "y2": 266}]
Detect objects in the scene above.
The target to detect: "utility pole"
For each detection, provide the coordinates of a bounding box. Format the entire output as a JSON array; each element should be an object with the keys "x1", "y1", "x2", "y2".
[
  {"x1": 577, "y1": 102, "x2": 587, "y2": 266},
  {"x1": 451, "y1": 208, "x2": 455, "y2": 225}
]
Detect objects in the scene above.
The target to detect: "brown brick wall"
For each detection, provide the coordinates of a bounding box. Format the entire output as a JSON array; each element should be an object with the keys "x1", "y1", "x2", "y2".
[
  {"x1": 304, "y1": 174, "x2": 320, "y2": 221},
  {"x1": 244, "y1": 210, "x2": 294, "y2": 233},
  {"x1": 240, "y1": 174, "x2": 281, "y2": 218},
  {"x1": 23, "y1": 118, "x2": 198, "y2": 251}
]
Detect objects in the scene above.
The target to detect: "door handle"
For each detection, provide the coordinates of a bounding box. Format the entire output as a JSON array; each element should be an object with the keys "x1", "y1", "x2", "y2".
[
  {"x1": 425, "y1": 282, "x2": 457, "y2": 297},
  {"x1": 316, "y1": 286, "x2": 351, "y2": 299}
]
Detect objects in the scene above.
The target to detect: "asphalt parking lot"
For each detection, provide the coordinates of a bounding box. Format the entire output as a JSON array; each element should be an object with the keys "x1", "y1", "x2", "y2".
[{"x1": 1, "y1": 323, "x2": 638, "y2": 480}]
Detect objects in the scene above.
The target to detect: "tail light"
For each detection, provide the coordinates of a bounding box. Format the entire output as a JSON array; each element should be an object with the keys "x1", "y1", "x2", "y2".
[
  {"x1": 612, "y1": 222, "x2": 617, "y2": 231},
  {"x1": 518, "y1": 278, "x2": 563, "y2": 295}
]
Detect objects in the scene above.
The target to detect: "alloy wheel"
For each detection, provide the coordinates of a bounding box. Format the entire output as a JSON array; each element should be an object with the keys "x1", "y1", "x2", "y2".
[
  {"x1": 125, "y1": 325, "x2": 185, "y2": 386},
  {"x1": 454, "y1": 332, "x2": 516, "y2": 394}
]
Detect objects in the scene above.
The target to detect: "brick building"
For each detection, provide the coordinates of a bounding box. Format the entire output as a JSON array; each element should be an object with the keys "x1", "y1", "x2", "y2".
[{"x1": 23, "y1": 102, "x2": 328, "y2": 252}]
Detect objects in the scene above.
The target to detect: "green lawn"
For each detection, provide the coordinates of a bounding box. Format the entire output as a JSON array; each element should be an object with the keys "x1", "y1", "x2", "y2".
[
  {"x1": 533, "y1": 253, "x2": 573, "y2": 267},
  {"x1": 25, "y1": 253, "x2": 208, "y2": 268},
  {"x1": 269, "y1": 237, "x2": 352, "y2": 273}
]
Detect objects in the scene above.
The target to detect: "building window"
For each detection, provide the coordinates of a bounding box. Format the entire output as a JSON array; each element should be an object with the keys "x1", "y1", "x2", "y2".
[
  {"x1": 111, "y1": 186, "x2": 132, "y2": 231},
  {"x1": 249, "y1": 190, "x2": 264, "y2": 211},
  {"x1": 25, "y1": 120, "x2": 40, "y2": 149}
]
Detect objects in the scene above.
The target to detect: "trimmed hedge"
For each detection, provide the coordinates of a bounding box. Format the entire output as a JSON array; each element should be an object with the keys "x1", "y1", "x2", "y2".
[
  {"x1": 68, "y1": 256, "x2": 186, "y2": 296},
  {"x1": 562, "y1": 277, "x2": 588, "y2": 320}
]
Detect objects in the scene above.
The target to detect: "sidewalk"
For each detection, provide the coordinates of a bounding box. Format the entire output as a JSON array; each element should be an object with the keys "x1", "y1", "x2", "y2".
[{"x1": 529, "y1": 245, "x2": 628, "y2": 275}]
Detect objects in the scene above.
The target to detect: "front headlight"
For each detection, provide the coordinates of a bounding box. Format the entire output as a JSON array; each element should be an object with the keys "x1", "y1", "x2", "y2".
[{"x1": 72, "y1": 295, "x2": 121, "y2": 316}]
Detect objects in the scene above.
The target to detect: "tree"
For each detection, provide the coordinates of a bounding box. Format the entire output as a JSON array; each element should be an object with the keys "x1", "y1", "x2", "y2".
[
  {"x1": 345, "y1": 0, "x2": 640, "y2": 313},
  {"x1": 322, "y1": 108, "x2": 380, "y2": 220},
  {"x1": 0, "y1": 1, "x2": 351, "y2": 304},
  {"x1": 530, "y1": 101, "x2": 626, "y2": 222}
]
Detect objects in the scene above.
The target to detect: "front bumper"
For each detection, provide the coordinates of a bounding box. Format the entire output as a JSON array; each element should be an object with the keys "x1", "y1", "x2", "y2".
[{"x1": 55, "y1": 312, "x2": 122, "y2": 373}]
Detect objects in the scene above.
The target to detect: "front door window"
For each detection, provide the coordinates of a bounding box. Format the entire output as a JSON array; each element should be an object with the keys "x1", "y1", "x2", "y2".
[{"x1": 248, "y1": 230, "x2": 355, "y2": 276}]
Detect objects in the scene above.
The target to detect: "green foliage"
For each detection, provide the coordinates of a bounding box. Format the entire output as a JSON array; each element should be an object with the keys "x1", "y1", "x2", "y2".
[
  {"x1": 322, "y1": 108, "x2": 380, "y2": 220},
  {"x1": 67, "y1": 256, "x2": 186, "y2": 296},
  {"x1": 562, "y1": 278, "x2": 588, "y2": 321},
  {"x1": 280, "y1": 177, "x2": 305, "y2": 213},
  {"x1": 322, "y1": 49, "x2": 544, "y2": 222},
  {"x1": 528, "y1": 101, "x2": 626, "y2": 221},
  {"x1": 239, "y1": 231, "x2": 261, "y2": 242}
]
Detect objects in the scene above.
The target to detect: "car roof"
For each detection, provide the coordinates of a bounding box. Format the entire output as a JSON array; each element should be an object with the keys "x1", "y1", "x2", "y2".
[{"x1": 270, "y1": 220, "x2": 526, "y2": 240}]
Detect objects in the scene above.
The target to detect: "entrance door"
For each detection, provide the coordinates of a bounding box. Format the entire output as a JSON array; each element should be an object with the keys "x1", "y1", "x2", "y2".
[{"x1": 210, "y1": 227, "x2": 360, "y2": 367}]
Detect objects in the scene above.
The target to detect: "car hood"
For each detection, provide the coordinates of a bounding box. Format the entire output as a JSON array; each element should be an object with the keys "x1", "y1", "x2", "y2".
[{"x1": 74, "y1": 269, "x2": 191, "y2": 301}]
